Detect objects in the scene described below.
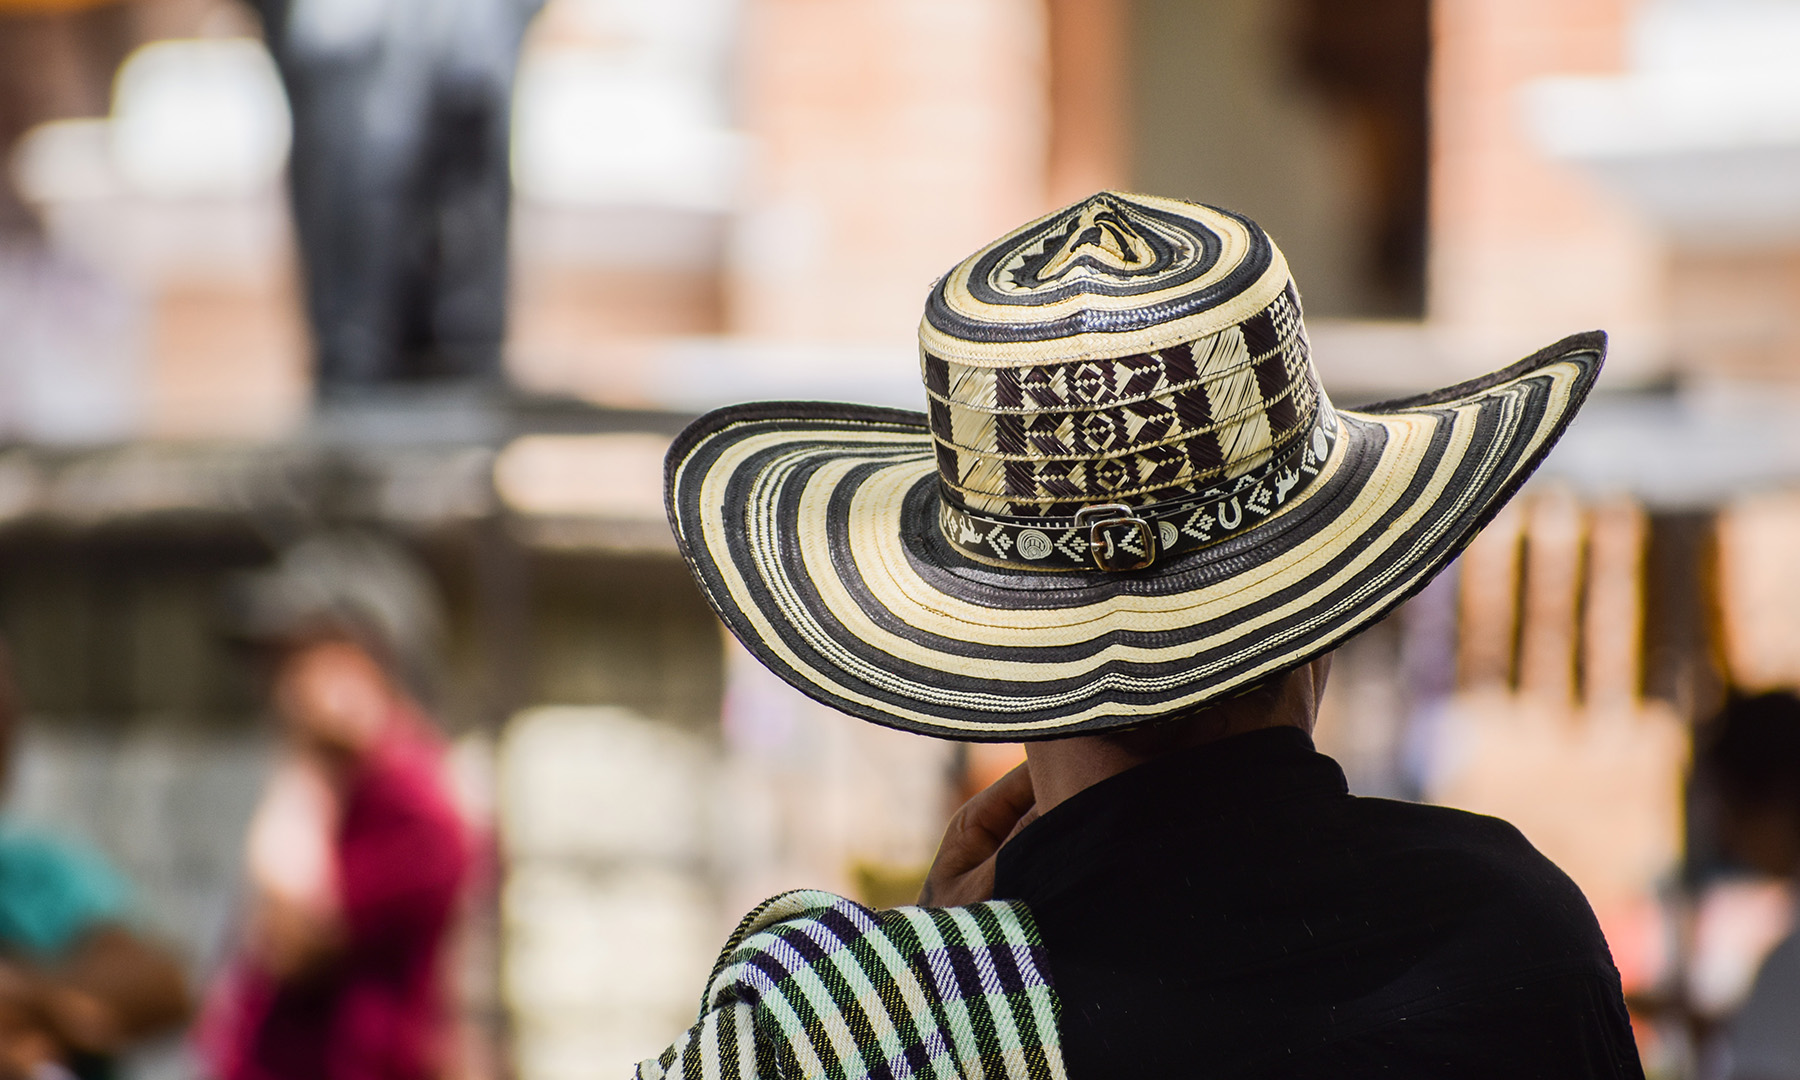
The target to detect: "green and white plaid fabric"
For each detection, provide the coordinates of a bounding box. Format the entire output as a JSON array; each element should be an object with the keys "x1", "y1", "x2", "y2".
[{"x1": 636, "y1": 890, "x2": 1067, "y2": 1080}]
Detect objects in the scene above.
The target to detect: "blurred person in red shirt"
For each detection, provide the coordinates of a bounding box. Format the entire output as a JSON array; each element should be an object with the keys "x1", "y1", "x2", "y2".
[{"x1": 199, "y1": 534, "x2": 472, "y2": 1080}]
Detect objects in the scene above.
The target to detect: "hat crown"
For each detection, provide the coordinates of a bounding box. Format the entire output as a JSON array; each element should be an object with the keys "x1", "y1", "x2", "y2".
[
  {"x1": 987, "y1": 194, "x2": 1206, "y2": 297},
  {"x1": 921, "y1": 192, "x2": 1326, "y2": 520}
]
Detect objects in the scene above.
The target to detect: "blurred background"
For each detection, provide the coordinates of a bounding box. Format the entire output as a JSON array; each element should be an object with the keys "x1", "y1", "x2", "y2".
[{"x1": 1, "y1": 0, "x2": 1799, "y2": 1077}]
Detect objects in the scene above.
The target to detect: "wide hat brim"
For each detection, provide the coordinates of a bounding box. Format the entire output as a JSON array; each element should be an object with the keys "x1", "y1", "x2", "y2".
[{"x1": 666, "y1": 331, "x2": 1605, "y2": 741}]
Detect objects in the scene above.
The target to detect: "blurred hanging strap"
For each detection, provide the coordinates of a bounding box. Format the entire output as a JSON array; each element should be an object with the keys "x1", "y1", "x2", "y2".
[{"x1": 637, "y1": 889, "x2": 1068, "y2": 1080}]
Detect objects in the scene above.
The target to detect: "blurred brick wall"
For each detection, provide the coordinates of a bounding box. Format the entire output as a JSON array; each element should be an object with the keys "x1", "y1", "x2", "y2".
[
  {"x1": 1669, "y1": 249, "x2": 1800, "y2": 379},
  {"x1": 727, "y1": 0, "x2": 1051, "y2": 342},
  {"x1": 1430, "y1": 0, "x2": 1667, "y2": 376},
  {"x1": 146, "y1": 264, "x2": 308, "y2": 440}
]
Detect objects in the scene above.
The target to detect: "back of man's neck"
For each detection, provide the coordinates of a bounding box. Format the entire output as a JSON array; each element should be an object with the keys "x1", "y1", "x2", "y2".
[{"x1": 1023, "y1": 657, "x2": 1329, "y2": 815}]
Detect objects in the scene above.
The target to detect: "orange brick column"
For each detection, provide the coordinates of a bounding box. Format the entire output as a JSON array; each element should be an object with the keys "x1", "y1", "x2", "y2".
[
  {"x1": 728, "y1": 0, "x2": 1051, "y2": 343},
  {"x1": 1045, "y1": 0, "x2": 1129, "y2": 207}
]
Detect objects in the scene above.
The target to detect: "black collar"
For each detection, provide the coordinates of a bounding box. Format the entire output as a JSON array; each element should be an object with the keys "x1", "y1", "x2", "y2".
[{"x1": 993, "y1": 726, "x2": 1349, "y2": 903}]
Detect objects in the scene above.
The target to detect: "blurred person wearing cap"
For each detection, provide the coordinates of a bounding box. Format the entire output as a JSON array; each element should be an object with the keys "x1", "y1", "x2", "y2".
[
  {"x1": 643, "y1": 194, "x2": 1643, "y2": 1079},
  {"x1": 242, "y1": 0, "x2": 544, "y2": 396},
  {"x1": 1694, "y1": 692, "x2": 1800, "y2": 1080},
  {"x1": 198, "y1": 534, "x2": 472, "y2": 1080},
  {"x1": 0, "y1": 646, "x2": 191, "y2": 1080}
]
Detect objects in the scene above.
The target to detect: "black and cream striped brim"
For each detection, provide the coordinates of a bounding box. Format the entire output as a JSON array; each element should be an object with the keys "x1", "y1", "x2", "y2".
[{"x1": 666, "y1": 332, "x2": 1604, "y2": 741}]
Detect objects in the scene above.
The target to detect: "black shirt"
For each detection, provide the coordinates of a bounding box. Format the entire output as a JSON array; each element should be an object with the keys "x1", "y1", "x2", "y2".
[{"x1": 992, "y1": 727, "x2": 1645, "y2": 1080}]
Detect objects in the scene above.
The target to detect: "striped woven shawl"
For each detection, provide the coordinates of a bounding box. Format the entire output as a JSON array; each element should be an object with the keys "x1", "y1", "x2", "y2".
[{"x1": 637, "y1": 890, "x2": 1067, "y2": 1080}]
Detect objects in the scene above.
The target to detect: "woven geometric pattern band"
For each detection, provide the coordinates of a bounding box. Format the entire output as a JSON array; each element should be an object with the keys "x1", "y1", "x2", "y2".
[
  {"x1": 926, "y1": 281, "x2": 1318, "y2": 519},
  {"x1": 939, "y1": 411, "x2": 1339, "y2": 570}
]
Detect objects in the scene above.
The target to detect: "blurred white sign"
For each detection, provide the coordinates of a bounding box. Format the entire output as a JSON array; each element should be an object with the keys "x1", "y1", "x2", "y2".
[
  {"x1": 1522, "y1": 0, "x2": 1800, "y2": 243},
  {"x1": 512, "y1": 51, "x2": 745, "y2": 211},
  {"x1": 493, "y1": 433, "x2": 671, "y2": 521},
  {"x1": 111, "y1": 39, "x2": 293, "y2": 200},
  {"x1": 498, "y1": 706, "x2": 719, "y2": 1080},
  {"x1": 511, "y1": 0, "x2": 745, "y2": 211},
  {"x1": 500, "y1": 705, "x2": 712, "y2": 862}
]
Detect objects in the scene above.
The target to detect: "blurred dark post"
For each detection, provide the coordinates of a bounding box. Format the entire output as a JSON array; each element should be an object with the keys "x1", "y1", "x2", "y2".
[
  {"x1": 1642, "y1": 511, "x2": 1726, "y2": 725},
  {"x1": 247, "y1": 0, "x2": 545, "y2": 398},
  {"x1": 1288, "y1": 0, "x2": 1431, "y2": 316},
  {"x1": 466, "y1": 509, "x2": 527, "y2": 1075}
]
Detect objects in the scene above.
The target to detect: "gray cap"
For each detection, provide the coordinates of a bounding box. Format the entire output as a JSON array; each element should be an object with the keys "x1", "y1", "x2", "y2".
[{"x1": 232, "y1": 531, "x2": 448, "y2": 703}]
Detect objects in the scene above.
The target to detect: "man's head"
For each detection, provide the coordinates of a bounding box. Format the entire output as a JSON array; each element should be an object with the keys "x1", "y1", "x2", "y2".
[
  {"x1": 1094, "y1": 654, "x2": 1332, "y2": 754},
  {"x1": 921, "y1": 656, "x2": 1334, "y2": 906}
]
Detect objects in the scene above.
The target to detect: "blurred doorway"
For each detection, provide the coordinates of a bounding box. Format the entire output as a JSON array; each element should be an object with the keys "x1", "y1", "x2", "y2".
[{"x1": 1128, "y1": 0, "x2": 1430, "y2": 318}]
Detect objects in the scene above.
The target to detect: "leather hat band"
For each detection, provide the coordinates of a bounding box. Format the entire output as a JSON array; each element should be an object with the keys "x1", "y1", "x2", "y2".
[{"x1": 937, "y1": 411, "x2": 1339, "y2": 572}]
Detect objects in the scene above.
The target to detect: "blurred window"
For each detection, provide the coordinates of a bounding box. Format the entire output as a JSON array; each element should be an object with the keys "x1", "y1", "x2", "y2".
[{"x1": 1129, "y1": 0, "x2": 1430, "y2": 318}]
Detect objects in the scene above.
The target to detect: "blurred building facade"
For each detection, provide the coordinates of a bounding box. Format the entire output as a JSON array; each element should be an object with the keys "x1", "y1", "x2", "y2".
[{"x1": 5, "y1": 0, "x2": 1800, "y2": 1078}]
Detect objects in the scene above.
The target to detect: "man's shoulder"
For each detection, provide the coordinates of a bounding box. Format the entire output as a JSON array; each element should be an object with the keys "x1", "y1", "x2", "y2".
[
  {"x1": 350, "y1": 732, "x2": 463, "y2": 826},
  {"x1": 1342, "y1": 795, "x2": 1608, "y2": 942},
  {"x1": 1348, "y1": 795, "x2": 1569, "y2": 872}
]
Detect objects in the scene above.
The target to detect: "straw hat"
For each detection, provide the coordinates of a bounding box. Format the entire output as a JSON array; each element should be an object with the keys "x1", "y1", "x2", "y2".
[{"x1": 666, "y1": 193, "x2": 1603, "y2": 741}]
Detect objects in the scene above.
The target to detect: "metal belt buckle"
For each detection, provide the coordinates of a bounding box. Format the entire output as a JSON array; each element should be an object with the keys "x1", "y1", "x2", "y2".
[{"x1": 1074, "y1": 504, "x2": 1156, "y2": 572}]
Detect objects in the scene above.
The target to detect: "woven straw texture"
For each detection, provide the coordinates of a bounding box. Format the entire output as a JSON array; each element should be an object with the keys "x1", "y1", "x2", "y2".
[
  {"x1": 665, "y1": 193, "x2": 1605, "y2": 739},
  {"x1": 922, "y1": 194, "x2": 1314, "y2": 519}
]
